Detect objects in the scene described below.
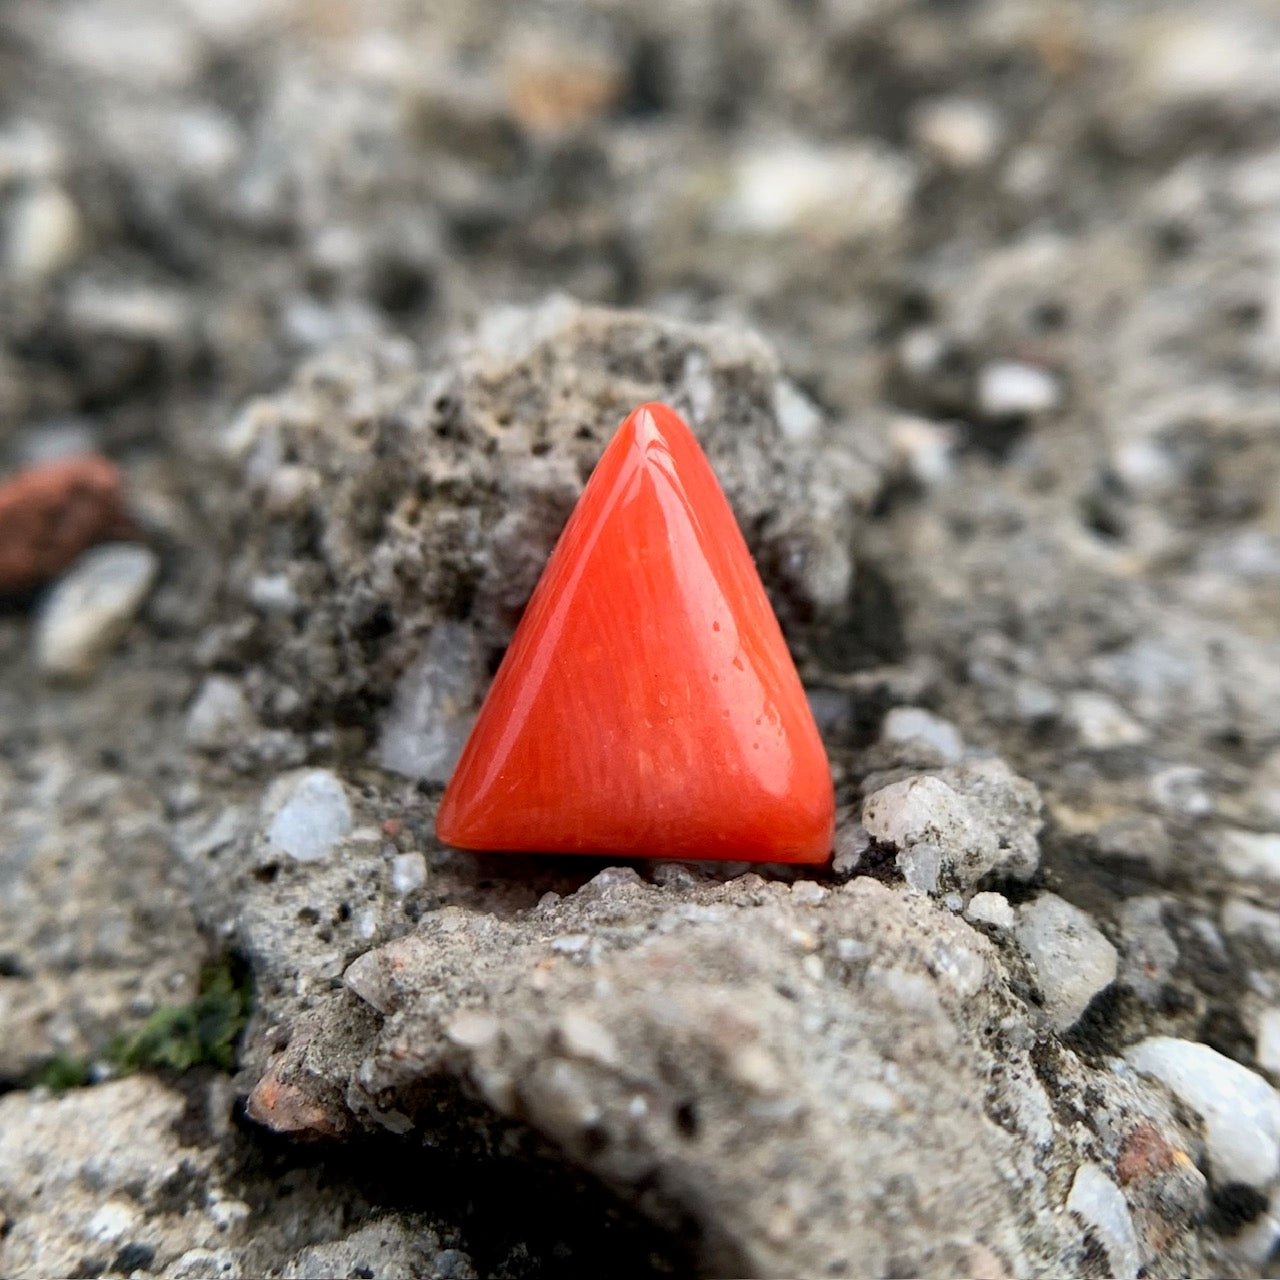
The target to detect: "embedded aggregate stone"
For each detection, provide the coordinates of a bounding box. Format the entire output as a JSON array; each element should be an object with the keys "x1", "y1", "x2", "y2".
[
  {"x1": 1015, "y1": 894, "x2": 1119, "y2": 1032},
  {"x1": 1126, "y1": 1036, "x2": 1280, "y2": 1192},
  {"x1": 34, "y1": 544, "x2": 158, "y2": 679}
]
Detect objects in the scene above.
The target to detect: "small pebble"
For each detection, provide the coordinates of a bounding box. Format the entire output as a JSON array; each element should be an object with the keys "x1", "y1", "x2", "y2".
[
  {"x1": 1221, "y1": 898, "x2": 1280, "y2": 956},
  {"x1": 773, "y1": 379, "x2": 822, "y2": 443},
  {"x1": 863, "y1": 775, "x2": 998, "y2": 889},
  {"x1": 790, "y1": 880, "x2": 827, "y2": 905},
  {"x1": 247, "y1": 572, "x2": 299, "y2": 614},
  {"x1": 1126, "y1": 1036, "x2": 1280, "y2": 1189},
  {"x1": 976, "y1": 361, "x2": 1060, "y2": 417},
  {"x1": 185, "y1": 675, "x2": 256, "y2": 751},
  {"x1": 35, "y1": 543, "x2": 158, "y2": 680},
  {"x1": 389, "y1": 851, "x2": 427, "y2": 895},
  {"x1": 897, "y1": 841, "x2": 942, "y2": 895},
  {"x1": 376, "y1": 623, "x2": 480, "y2": 784},
  {"x1": 1066, "y1": 1164, "x2": 1140, "y2": 1280},
  {"x1": 433, "y1": 1248, "x2": 478, "y2": 1280},
  {"x1": 1064, "y1": 691, "x2": 1147, "y2": 749},
  {"x1": 0, "y1": 454, "x2": 134, "y2": 592},
  {"x1": 719, "y1": 140, "x2": 914, "y2": 241},
  {"x1": 888, "y1": 415, "x2": 956, "y2": 487},
  {"x1": 1257, "y1": 1007, "x2": 1280, "y2": 1076},
  {"x1": 264, "y1": 770, "x2": 352, "y2": 863},
  {"x1": 966, "y1": 892, "x2": 1016, "y2": 931},
  {"x1": 1219, "y1": 828, "x2": 1280, "y2": 885},
  {"x1": 880, "y1": 706, "x2": 965, "y2": 762},
  {"x1": 5, "y1": 181, "x2": 83, "y2": 282},
  {"x1": 911, "y1": 96, "x2": 1003, "y2": 169},
  {"x1": 1015, "y1": 894, "x2": 1118, "y2": 1031},
  {"x1": 86, "y1": 1200, "x2": 139, "y2": 1244},
  {"x1": 1118, "y1": 897, "x2": 1179, "y2": 1005},
  {"x1": 832, "y1": 823, "x2": 871, "y2": 878}
]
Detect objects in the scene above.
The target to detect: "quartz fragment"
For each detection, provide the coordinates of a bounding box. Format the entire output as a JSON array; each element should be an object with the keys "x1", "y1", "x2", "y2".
[
  {"x1": 264, "y1": 770, "x2": 353, "y2": 863},
  {"x1": 35, "y1": 543, "x2": 158, "y2": 679},
  {"x1": 1066, "y1": 1163, "x2": 1140, "y2": 1280},
  {"x1": 1015, "y1": 894, "x2": 1118, "y2": 1031}
]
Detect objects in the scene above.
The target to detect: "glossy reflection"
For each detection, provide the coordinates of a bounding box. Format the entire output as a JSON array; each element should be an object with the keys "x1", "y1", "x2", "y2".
[{"x1": 435, "y1": 402, "x2": 835, "y2": 863}]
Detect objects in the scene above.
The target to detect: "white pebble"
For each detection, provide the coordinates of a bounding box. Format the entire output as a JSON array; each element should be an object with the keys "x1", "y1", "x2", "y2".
[
  {"x1": 1232, "y1": 1208, "x2": 1280, "y2": 1267},
  {"x1": 773, "y1": 379, "x2": 822, "y2": 443},
  {"x1": 185, "y1": 675, "x2": 255, "y2": 751},
  {"x1": 1219, "y1": 828, "x2": 1280, "y2": 884},
  {"x1": 880, "y1": 706, "x2": 965, "y2": 762},
  {"x1": 264, "y1": 770, "x2": 352, "y2": 863},
  {"x1": 36, "y1": 544, "x2": 158, "y2": 680},
  {"x1": 966, "y1": 892, "x2": 1016, "y2": 931},
  {"x1": 1066, "y1": 1164, "x2": 1140, "y2": 1280},
  {"x1": 1064, "y1": 691, "x2": 1147, "y2": 749},
  {"x1": 247, "y1": 573, "x2": 298, "y2": 614},
  {"x1": 86, "y1": 1201, "x2": 139, "y2": 1244},
  {"x1": 790, "y1": 880, "x2": 827, "y2": 905},
  {"x1": 558, "y1": 1008, "x2": 619, "y2": 1067},
  {"x1": 167, "y1": 1248, "x2": 242, "y2": 1279},
  {"x1": 376, "y1": 623, "x2": 480, "y2": 783},
  {"x1": 1257, "y1": 1008, "x2": 1280, "y2": 1076},
  {"x1": 719, "y1": 140, "x2": 914, "y2": 241},
  {"x1": 1126, "y1": 1036, "x2": 1280, "y2": 1189},
  {"x1": 1015, "y1": 894, "x2": 1118, "y2": 1031},
  {"x1": 911, "y1": 97, "x2": 1003, "y2": 169},
  {"x1": 888, "y1": 415, "x2": 956, "y2": 487},
  {"x1": 977, "y1": 361, "x2": 1060, "y2": 417},
  {"x1": 1149, "y1": 765, "x2": 1213, "y2": 817},
  {"x1": 897, "y1": 841, "x2": 942, "y2": 895},
  {"x1": 6, "y1": 182, "x2": 83, "y2": 282},
  {"x1": 1221, "y1": 898, "x2": 1280, "y2": 956},
  {"x1": 832, "y1": 823, "x2": 871, "y2": 877},
  {"x1": 863, "y1": 775, "x2": 998, "y2": 888},
  {"x1": 389, "y1": 851, "x2": 427, "y2": 894}
]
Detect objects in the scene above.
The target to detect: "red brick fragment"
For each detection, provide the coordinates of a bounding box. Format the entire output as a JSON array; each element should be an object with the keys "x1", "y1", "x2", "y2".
[
  {"x1": 246, "y1": 1061, "x2": 347, "y2": 1139},
  {"x1": 0, "y1": 454, "x2": 135, "y2": 593}
]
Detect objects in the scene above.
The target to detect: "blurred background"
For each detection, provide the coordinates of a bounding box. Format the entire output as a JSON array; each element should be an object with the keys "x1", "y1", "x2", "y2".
[{"x1": 4, "y1": 0, "x2": 1280, "y2": 444}]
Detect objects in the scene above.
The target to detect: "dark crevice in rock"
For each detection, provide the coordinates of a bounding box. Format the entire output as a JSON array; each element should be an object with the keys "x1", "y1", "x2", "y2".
[{"x1": 229, "y1": 1106, "x2": 702, "y2": 1279}]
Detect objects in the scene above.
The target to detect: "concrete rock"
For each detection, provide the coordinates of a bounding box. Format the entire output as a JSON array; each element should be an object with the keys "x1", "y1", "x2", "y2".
[{"x1": 246, "y1": 876, "x2": 1208, "y2": 1278}]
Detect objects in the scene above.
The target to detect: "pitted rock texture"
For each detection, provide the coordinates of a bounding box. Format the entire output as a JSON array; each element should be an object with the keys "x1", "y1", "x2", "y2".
[
  {"x1": 211, "y1": 301, "x2": 880, "y2": 742},
  {"x1": 251, "y1": 873, "x2": 1209, "y2": 1279}
]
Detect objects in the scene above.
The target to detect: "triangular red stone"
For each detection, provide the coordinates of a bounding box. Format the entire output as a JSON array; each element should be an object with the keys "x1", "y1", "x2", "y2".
[{"x1": 436, "y1": 402, "x2": 834, "y2": 863}]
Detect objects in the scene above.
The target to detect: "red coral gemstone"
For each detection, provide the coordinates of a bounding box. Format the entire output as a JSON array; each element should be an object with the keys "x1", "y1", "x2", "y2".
[{"x1": 436, "y1": 402, "x2": 834, "y2": 864}]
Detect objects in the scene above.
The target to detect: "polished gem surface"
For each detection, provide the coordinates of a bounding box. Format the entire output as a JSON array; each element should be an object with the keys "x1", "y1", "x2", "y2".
[{"x1": 436, "y1": 402, "x2": 834, "y2": 863}]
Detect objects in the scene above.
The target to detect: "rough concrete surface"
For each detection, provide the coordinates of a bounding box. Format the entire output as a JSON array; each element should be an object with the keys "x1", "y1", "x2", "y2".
[{"x1": 3, "y1": 0, "x2": 1280, "y2": 1276}]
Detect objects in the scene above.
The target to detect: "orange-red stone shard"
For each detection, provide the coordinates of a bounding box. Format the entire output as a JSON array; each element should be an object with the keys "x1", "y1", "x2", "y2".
[{"x1": 435, "y1": 402, "x2": 834, "y2": 863}]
